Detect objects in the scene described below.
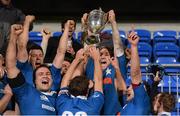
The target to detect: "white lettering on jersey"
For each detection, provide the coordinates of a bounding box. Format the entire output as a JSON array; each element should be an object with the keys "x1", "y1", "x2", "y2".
[
  {"x1": 122, "y1": 104, "x2": 127, "y2": 109},
  {"x1": 42, "y1": 104, "x2": 55, "y2": 112}
]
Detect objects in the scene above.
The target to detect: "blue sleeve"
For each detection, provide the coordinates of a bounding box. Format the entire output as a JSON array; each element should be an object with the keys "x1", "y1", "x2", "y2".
[
  {"x1": 88, "y1": 91, "x2": 104, "y2": 112},
  {"x1": 85, "y1": 58, "x2": 94, "y2": 80},
  {"x1": 50, "y1": 65, "x2": 61, "y2": 91},
  {"x1": 1, "y1": 74, "x2": 8, "y2": 84},
  {"x1": 56, "y1": 87, "x2": 70, "y2": 109},
  {"x1": 133, "y1": 84, "x2": 149, "y2": 105},
  {"x1": 16, "y1": 60, "x2": 29, "y2": 70},
  {"x1": 117, "y1": 55, "x2": 127, "y2": 81}
]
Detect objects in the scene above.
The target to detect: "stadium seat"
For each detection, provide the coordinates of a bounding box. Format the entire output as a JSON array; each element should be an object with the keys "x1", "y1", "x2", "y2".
[
  {"x1": 103, "y1": 29, "x2": 127, "y2": 44},
  {"x1": 53, "y1": 31, "x2": 76, "y2": 38},
  {"x1": 53, "y1": 32, "x2": 62, "y2": 37},
  {"x1": 158, "y1": 75, "x2": 180, "y2": 93},
  {"x1": 153, "y1": 30, "x2": 177, "y2": 44},
  {"x1": 138, "y1": 42, "x2": 152, "y2": 60},
  {"x1": 153, "y1": 43, "x2": 179, "y2": 61},
  {"x1": 133, "y1": 29, "x2": 151, "y2": 44},
  {"x1": 29, "y1": 31, "x2": 42, "y2": 45}
]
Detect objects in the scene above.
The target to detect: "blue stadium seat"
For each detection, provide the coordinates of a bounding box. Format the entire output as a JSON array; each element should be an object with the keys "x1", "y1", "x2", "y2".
[
  {"x1": 134, "y1": 29, "x2": 151, "y2": 44},
  {"x1": 158, "y1": 75, "x2": 180, "y2": 93},
  {"x1": 53, "y1": 32, "x2": 62, "y2": 37},
  {"x1": 103, "y1": 29, "x2": 127, "y2": 44},
  {"x1": 155, "y1": 57, "x2": 180, "y2": 73},
  {"x1": 153, "y1": 43, "x2": 179, "y2": 61},
  {"x1": 153, "y1": 30, "x2": 177, "y2": 44},
  {"x1": 53, "y1": 31, "x2": 76, "y2": 38},
  {"x1": 29, "y1": 31, "x2": 42, "y2": 45},
  {"x1": 138, "y1": 42, "x2": 152, "y2": 60}
]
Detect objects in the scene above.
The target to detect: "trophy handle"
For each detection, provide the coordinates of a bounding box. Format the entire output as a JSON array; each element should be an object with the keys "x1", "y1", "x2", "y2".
[{"x1": 98, "y1": 12, "x2": 109, "y2": 32}]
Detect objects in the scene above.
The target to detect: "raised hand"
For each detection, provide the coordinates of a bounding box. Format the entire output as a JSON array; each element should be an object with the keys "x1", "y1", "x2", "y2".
[
  {"x1": 41, "y1": 28, "x2": 51, "y2": 40},
  {"x1": 3, "y1": 84, "x2": 13, "y2": 96},
  {"x1": 75, "y1": 49, "x2": 85, "y2": 61},
  {"x1": 108, "y1": 10, "x2": 116, "y2": 23},
  {"x1": 110, "y1": 57, "x2": 119, "y2": 69},
  {"x1": 89, "y1": 47, "x2": 100, "y2": 61},
  {"x1": 25, "y1": 15, "x2": 35, "y2": 24},
  {"x1": 64, "y1": 20, "x2": 73, "y2": 32},
  {"x1": 81, "y1": 13, "x2": 88, "y2": 29},
  {"x1": 10, "y1": 24, "x2": 23, "y2": 37},
  {"x1": 127, "y1": 26, "x2": 139, "y2": 46}
]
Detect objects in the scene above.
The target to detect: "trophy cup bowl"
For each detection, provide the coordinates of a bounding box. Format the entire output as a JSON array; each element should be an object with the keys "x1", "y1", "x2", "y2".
[
  {"x1": 84, "y1": 8, "x2": 108, "y2": 45},
  {"x1": 87, "y1": 9, "x2": 107, "y2": 34}
]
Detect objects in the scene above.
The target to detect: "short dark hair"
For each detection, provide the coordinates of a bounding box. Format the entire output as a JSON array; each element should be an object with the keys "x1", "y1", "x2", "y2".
[
  {"x1": 61, "y1": 18, "x2": 76, "y2": 31},
  {"x1": 64, "y1": 52, "x2": 74, "y2": 63},
  {"x1": 68, "y1": 75, "x2": 89, "y2": 97},
  {"x1": 158, "y1": 93, "x2": 175, "y2": 112},
  {"x1": 99, "y1": 42, "x2": 114, "y2": 58},
  {"x1": 33, "y1": 64, "x2": 51, "y2": 86},
  {"x1": 27, "y1": 42, "x2": 43, "y2": 54}
]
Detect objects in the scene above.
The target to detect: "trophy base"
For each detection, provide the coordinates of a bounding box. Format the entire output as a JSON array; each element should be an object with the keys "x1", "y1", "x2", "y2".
[{"x1": 84, "y1": 34, "x2": 100, "y2": 45}]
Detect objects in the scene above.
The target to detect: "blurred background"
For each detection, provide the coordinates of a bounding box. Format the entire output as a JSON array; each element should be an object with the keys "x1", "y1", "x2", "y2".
[{"x1": 13, "y1": 0, "x2": 180, "y2": 22}]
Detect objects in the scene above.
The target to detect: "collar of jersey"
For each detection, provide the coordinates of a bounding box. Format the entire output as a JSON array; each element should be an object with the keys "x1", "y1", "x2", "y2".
[
  {"x1": 158, "y1": 111, "x2": 171, "y2": 116},
  {"x1": 41, "y1": 91, "x2": 56, "y2": 96},
  {"x1": 70, "y1": 95, "x2": 87, "y2": 100}
]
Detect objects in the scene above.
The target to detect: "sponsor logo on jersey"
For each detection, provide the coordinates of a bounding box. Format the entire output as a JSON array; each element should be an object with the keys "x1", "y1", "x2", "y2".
[
  {"x1": 103, "y1": 77, "x2": 112, "y2": 84},
  {"x1": 40, "y1": 95, "x2": 49, "y2": 102},
  {"x1": 105, "y1": 68, "x2": 112, "y2": 75},
  {"x1": 42, "y1": 104, "x2": 55, "y2": 112}
]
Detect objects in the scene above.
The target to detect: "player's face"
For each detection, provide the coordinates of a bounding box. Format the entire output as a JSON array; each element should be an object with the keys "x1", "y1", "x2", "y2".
[
  {"x1": 35, "y1": 67, "x2": 52, "y2": 92},
  {"x1": 126, "y1": 85, "x2": 134, "y2": 101},
  {"x1": 100, "y1": 48, "x2": 111, "y2": 70},
  {"x1": 29, "y1": 49, "x2": 44, "y2": 69},
  {"x1": 61, "y1": 60, "x2": 71, "y2": 75},
  {"x1": 153, "y1": 93, "x2": 161, "y2": 113},
  {"x1": 68, "y1": 20, "x2": 76, "y2": 38},
  {"x1": 125, "y1": 48, "x2": 131, "y2": 60},
  {"x1": 1, "y1": 0, "x2": 11, "y2": 5}
]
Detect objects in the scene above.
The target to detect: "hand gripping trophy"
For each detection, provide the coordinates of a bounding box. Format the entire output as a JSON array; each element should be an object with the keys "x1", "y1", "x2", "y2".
[{"x1": 81, "y1": 8, "x2": 108, "y2": 47}]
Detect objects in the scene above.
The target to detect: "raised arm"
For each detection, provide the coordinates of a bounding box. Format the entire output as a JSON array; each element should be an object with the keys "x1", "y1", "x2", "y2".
[
  {"x1": 6, "y1": 24, "x2": 23, "y2": 78},
  {"x1": 127, "y1": 30, "x2": 141, "y2": 84},
  {"x1": 72, "y1": 49, "x2": 87, "y2": 77},
  {"x1": 111, "y1": 57, "x2": 126, "y2": 91},
  {"x1": 0, "y1": 55, "x2": 5, "y2": 79},
  {"x1": 41, "y1": 28, "x2": 51, "y2": 57},
  {"x1": 60, "y1": 49, "x2": 84, "y2": 88},
  {"x1": 52, "y1": 20, "x2": 72, "y2": 68},
  {"x1": 0, "y1": 84, "x2": 13, "y2": 113},
  {"x1": 108, "y1": 10, "x2": 124, "y2": 57},
  {"x1": 89, "y1": 47, "x2": 103, "y2": 93},
  {"x1": 17, "y1": 15, "x2": 35, "y2": 62}
]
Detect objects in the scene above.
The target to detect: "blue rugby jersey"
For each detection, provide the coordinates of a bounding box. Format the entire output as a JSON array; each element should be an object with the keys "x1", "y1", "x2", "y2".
[
  {"x1": 56, "y1": 87, "x2": 104, "y2": 115},
  {"x1": 9, "y1": 72, "x2": 57, "y2": 115},
  {"x1": 121, "y1": 84, "x2": 151, "y2": 115},
  {"x1": 85, "y1": 58, "x2": 122, "y2": 115}
]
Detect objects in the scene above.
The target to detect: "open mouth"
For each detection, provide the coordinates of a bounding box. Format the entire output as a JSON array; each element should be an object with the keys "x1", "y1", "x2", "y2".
[
  {"x1": 41, "y1": 77, "x2": 49, "y2": 85},
  {"x1": 35, "y1": 62, "x2": 41, "y2": 66},
  {"x1": 101, "y1": 61, "x2": 107, "y2": 64}
]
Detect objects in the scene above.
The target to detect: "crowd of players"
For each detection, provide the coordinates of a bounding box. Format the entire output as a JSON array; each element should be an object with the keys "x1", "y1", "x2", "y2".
[{"x1": 0, "y1": 0, "x2": 176, "y2": 115}]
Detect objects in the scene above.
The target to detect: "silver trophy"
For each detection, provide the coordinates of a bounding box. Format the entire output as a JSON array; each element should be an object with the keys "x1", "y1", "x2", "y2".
[{"x1": 84, "y1": 8, "x2": 108, "y2": 45}]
